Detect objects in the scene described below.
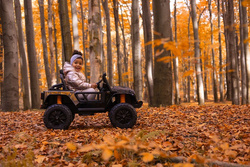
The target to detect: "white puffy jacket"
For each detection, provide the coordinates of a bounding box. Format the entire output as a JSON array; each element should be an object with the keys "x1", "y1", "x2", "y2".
[{"x1": 63, "y1": 62, "x2": 91, "y2": 91}]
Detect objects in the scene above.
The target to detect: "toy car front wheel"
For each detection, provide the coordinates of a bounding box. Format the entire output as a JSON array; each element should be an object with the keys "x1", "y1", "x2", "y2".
[
  {"x1": 43, "y1": 104, "x2": 73, "y2": 130},
  {"x1": 109, "y1": 103, "x2": 137, "y2": 129}
]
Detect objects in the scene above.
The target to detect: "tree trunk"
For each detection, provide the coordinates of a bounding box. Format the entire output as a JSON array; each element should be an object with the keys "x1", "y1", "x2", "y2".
[
  {"x1": 52, "y1": 13, "x2": 60, "y2": 83},
  {"x1": 48, "y1": 0, "x2": 56, "y2": 85},
  {"x1": 228, "y1": 0, "x2": 239, "y2": 105},
  {"x1": 217, "y1": 0, "x2": 223, "y2": 102},
  {"x1": 24, "y1": 0, "x2": 41, "y2": 109},
  {"x1": 208, "y1": 0, "x2": 218, "y2": 102},
  {"x1": 99, "y1": 2, "x2": 104, "y2": 75},
  {"x1": 242, "y1": 1, "x2": 250, "y2": 104},
  {"x1": 142, "y1": 0, "x2": 153, "y2": 106},
  {"x1": 173, "y1": 0, "x2": 180, "y2": 105},
  {"x1": 222, "y1": 0, "x2": 232, "y2": 101},
  {"x1": 190, "y1": 0, "x2": 205, "y2": 105},
  {"x1": 204, "y1": 52, "x2": 208, "y2": 100},
  {"x1": 112, "y1": 0, "x2": 122, "y2": 86},
  {"x1": 152, "y1": 0, "x2": 172, "y2": 106},
  {"x1": 0, "y1": 11, "x2": 3, "y2": 106},
  {"x1": 102, "y1": 0, "x2": 113, "y2": 85},
  {"x1": 132, "y1": 0, "x2": 142, "y2": 100},
  {"x1": 88, "y1": 0, "x2": 102, "y2": 83},
  {"x1": 80, "y1": 0, "x2": 88, "y2": 80},
  {"x1": 0, "y1": 0, "x2": 19, "y2": 111},
  {"x1": 187, "y1": 14, "x2": 191, "y2": 102},
  {"x1": 14, "y1": 0, "x2": 31, "y2": 110},
  {"x1": 71, "y1": 0, "x2": 79, "y2": 50},
  {"x1": 58, "y1": 0, "x2": 72, "y2": 63},
  {"x1": 239, "y1": 0, "x2": 247, "y2": 104},
  {"x1": 119, "y1": 6, "x2": 128, "y2": 87},
  {"x1": 38, "y1": 0, "x2": 52, "y2": 89}
]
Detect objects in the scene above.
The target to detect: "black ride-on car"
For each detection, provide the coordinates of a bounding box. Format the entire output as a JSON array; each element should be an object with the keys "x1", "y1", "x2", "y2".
[{"x1": 41, "y1": 70, "x2": 143, "y2": 130}]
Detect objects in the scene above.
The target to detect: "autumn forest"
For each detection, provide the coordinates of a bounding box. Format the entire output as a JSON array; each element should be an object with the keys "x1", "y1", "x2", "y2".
[
  {"x1": 0, "y1": 0, "x2": 250, "y2": 110},
  {"x1": 0, "y1": 0, "x2": 249, "y2": 166}
]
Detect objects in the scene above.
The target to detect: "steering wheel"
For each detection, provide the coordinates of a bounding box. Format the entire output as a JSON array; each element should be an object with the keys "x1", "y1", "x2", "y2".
[
  {"x1": 96, "y1": 73, "x2": 112, "y2": 92},
  {"x1": 102, "y1": 73, "x2": 112, "y2": 91},
  {"x1": 96, "y1": 78, "x2": 102, "y2": 91}
]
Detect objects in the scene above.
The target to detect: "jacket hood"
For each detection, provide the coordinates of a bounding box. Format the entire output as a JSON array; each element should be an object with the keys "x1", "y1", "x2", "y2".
[{"x1": 63, "y1": 62, "x2": 75, "y2": 75}]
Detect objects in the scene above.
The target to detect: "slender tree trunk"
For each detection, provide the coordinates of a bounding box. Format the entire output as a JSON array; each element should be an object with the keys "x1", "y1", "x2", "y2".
[
  {"x1": 239, "y1": 0, "x2": 247, "y2": 104},
  {"x1": 242, "y1": 1, "x2": 250, "y2": 104},
  {"x1": 112, "y1": 0, "x2": 122, "y2": 86},
  {"x1": 24, "y1": 0, "x2": 41, "y2": 109},
  {"x1": 222, "y1": 0, "x2": 231, "y2": 101},
  {"x1": 58, "y1": 0, "x2": 72, "y2": 63},
  {"x1": 187, "y1": 14, "x2": 191, "y2": 102},
  {"x1": 48, "y1": 0, "x2": 56, "y2": 85},
  {"x1": 174, "y1": 0, "x2": 180, "y2": 104},
  {"x1": 217, "y1": 0, "x2": 223, "y2": 102},
  {"x1": 152, "y1": 0, "x2": 173, "y2": 106},
  {"x1": 15, "y1": 0, "x2": 31, "y2": 110},
  {"x1": 190, "y1": 0, "x2": 205, "y2": 105},
  {"x1": 79, "y1": 0, "x2": 88, "y2": 79},
  {"x1": 228, "y1": 0, "x2": 239, "y2": 105},
  {"x1": 142, "y1": 0, "x2": 153, "y2": 106},
  {"x1": 102, "y1": 0, "x2": 113, "y2": 85},
  {"x1": 0, "y1": 11, "x2": 2, "y2": 106},
  {"x1": 132, "y1": 0, "x2": 142, "y2": 100},
  {"x1": 204, "y1": 52, "x2": 208, "y2": 100},
  {"x1": 208, "y1": 0, "x2": 218, "y2": 102},
  {"x1": 119, "y1": 6, "x2": 128, "y2": 87},
  {"x1": 38, "y1": 0, "x2": 52, "y2": 89},
  {"x1": 99, "y1": 2, "x2": 104, "y2": 74},
  {"x1": 0, "y1": 0, "x2": 19, "y2": 111},
  {"x1": 88, "y1": 0, "x2": 102, "y2": 83},
  {"x1": 52, "y1": 13, "x2": 59, "y2": 83},
  {"x1": 71, "y1": 0, "x2": 79, "y2": 50}
]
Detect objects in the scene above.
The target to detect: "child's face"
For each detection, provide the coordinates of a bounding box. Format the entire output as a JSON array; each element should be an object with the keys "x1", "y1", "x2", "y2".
[{"x1": 72, "y1": 58, "x2": 83, "y2": 72}]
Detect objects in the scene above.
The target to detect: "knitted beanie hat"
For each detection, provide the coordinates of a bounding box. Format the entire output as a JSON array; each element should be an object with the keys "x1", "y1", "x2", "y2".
[{"x1": 70, "y1": 54, "x2": 83, "y2": 65}]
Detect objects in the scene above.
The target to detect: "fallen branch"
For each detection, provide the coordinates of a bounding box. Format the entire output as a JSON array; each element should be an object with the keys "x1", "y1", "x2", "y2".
[{"x1": 166, "y1": 156, "x2": 250, "y2": 167}]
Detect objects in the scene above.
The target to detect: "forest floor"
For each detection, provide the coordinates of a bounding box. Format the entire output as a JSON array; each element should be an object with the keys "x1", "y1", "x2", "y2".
[{"x1": 0, "y1": 102, "x2": 249, "y2": 166}]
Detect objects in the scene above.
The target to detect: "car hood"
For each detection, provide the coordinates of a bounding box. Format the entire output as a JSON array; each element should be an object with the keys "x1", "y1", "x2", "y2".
[{"x1": 111, "y1": 86, "x2": 135, "y2": 94}]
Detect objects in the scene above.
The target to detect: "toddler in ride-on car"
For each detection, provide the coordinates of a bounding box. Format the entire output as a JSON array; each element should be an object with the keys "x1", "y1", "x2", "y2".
[{"x1": 63, "y1": 50, "x2": 97, "y2": 100}]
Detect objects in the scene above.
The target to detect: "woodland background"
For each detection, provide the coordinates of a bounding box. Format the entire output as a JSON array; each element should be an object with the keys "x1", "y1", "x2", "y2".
[
  {"x1": 0, "y1": 0, "x2": 249, "y2": 166},
  {"x1": 0, "y1": 0, "x2": 250, "y2": 110}
]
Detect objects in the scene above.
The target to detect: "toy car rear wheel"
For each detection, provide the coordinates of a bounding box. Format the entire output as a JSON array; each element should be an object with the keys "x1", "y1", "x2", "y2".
[
  {"x1": 109, "y1": 103, "x2": 137, "y2": 129},
  {"x1": 43, "y1": 104, "x2": 73, "y2": 130}
]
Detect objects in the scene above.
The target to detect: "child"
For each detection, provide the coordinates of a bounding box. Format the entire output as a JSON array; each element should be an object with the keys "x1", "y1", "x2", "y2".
[{"x1": 63, "y1": 50, "x2": 97, "y2": 100}]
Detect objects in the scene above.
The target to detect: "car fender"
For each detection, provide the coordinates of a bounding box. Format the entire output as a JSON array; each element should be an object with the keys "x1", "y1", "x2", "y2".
[{"x1": 42, "y1": 91, "x2": 79, "y2": 108}]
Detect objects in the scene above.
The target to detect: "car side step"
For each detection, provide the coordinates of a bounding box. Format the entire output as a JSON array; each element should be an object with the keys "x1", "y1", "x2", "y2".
[
  {"x1": 78, "y1": 108, "x2": 106, "y2": 116},
  {"x1": 78, "y1": 108, "x2": 105, "y2": 112}
]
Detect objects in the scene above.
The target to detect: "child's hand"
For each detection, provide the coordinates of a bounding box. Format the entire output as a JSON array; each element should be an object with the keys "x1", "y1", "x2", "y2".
[{"x1": 91, "y1": 83, "x2": 97, "y2": 89}]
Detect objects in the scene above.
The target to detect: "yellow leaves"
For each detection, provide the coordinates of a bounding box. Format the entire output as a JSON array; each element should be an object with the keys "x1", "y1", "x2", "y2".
[
  {"x1": 35, "y1": 155, "x2": 47, "y2": 164},
  {"x1": 114, "y1": 149, "x2": 121, "y2": 161},
  {"x1": 155, "y1": 49, "x2": 165, "y2": 57},
  {"x1": 174, "y1": 163, "x2": 194, "y2": 167},
  {"x1": 112, "y1": 164, "x2": 123, "y2": 167},
  {"x1": 156, "y1": 56, "x2": 172, "y2": 63},
  {"x1": 188, "y1": 154, "x2": 206, "y2": 164},
  {"x1": 140, "y1": 152, "x2": 154, "y2": 162},
  {"x1": 220, "y1": 142, "x2": 229, "y2": 150},
  {"x1": 102, "y1": 148, "x2": 113, "y2": 161},
  {"x1": 242, "y1": 0, "x2": 250, "y2": 6},
  {"x1": 78, "y1": 144, "x2": 94, "y2": 153},
  {"x1": 66, "y1": 142, "x2": 77, "y2": 151},
  {"x1": 225, "y1": 150, "x2": 238, "y2": 158},
  {"x1": 182, "y1": 70, "x2": 194, "y2": 78},
  {"x1": 1, "y1": 106, "x2": 249, "y2": 165}
]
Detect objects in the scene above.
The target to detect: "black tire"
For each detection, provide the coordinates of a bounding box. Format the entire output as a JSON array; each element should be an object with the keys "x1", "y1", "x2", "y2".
[
  {"x1": 43, "y1": 104, "x2": 73, "y2": 130},
  {"x1": 109, "y1": 103, "x2": 137, "y2": 129}
]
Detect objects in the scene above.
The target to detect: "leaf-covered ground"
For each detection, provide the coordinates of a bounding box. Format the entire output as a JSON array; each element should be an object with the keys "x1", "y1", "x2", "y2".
[{"x1": 0, "y1": 105, "x2": 249, "y2": 166}]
